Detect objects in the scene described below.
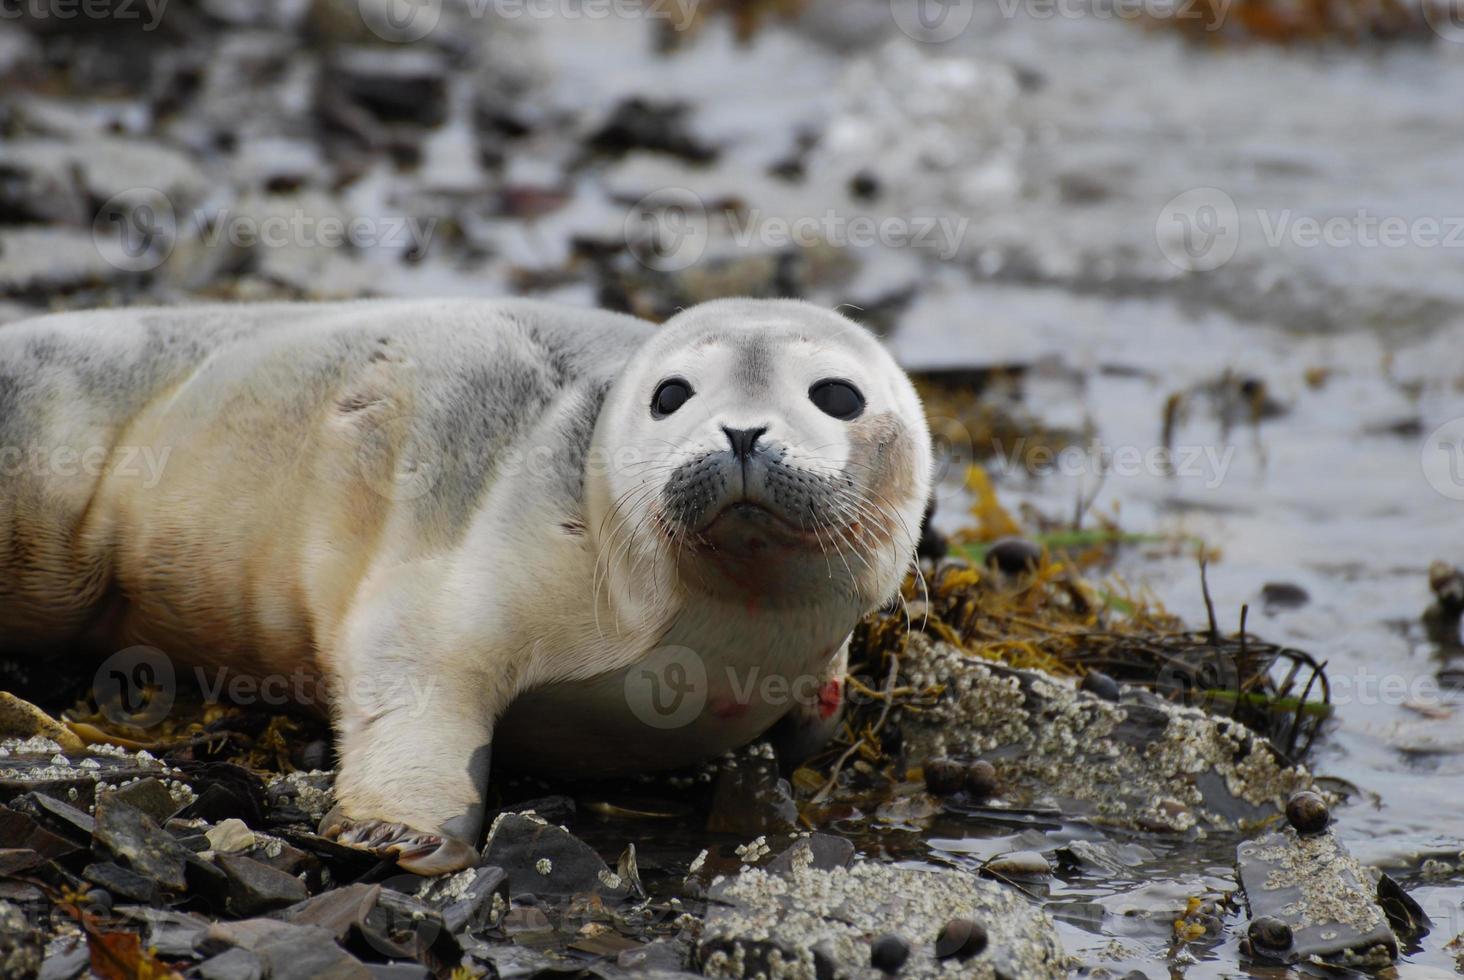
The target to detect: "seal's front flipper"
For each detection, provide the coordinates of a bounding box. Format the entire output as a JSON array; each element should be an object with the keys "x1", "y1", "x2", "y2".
[{"x1": 321, "y1": 808, "x2": 479, "y2": 874}]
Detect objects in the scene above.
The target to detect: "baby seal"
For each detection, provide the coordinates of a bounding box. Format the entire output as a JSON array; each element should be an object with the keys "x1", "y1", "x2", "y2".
[{"x1": 0, "y1": 297, "x2": 931, "y2": 872}]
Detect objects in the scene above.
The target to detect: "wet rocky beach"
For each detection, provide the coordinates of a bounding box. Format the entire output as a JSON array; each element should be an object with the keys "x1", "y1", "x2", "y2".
[{"x1": 3, "y1": 1, "x2": 1464, "y2": 977}]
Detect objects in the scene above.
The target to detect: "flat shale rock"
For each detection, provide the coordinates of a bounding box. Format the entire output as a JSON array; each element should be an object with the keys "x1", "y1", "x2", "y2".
[
  {"x1": 897, "y1": 634, "x2": 1312, "y2": 833},
  {"x1": 411, "y1": 865, "x2": 508, "y2": 934},
  {"x1": 92, "y1": 796, "x2": 192, "y2": 893},
  {"x1": 481, "y1": 812, "x2": 631, "y2": 901},
  {"x1": 1237, "y1": 827, "x2": 1397, "y2": 967},
  {"x1": 205, "y1": 918, "x2": 371, "y2": 980},
  {"x1": 699, "y1": 850, "x2": 1066, "y2": 979},
  {"x1": 216, "y1": 852, "x2": 308, "y2": 916}
]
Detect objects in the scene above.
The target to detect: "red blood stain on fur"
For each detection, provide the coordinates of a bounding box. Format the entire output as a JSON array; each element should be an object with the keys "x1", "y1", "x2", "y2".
[{"x1": 818, "y1": 679, "x2": 842, "y2": 720}]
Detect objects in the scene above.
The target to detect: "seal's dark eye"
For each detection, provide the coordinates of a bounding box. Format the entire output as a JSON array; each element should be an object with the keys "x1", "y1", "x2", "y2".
[
  {"x1": 651, "y1": 378, "x2": 693, "y2": 418},
  {"x1": 809, "y1": 379, "x2": 864, "y2": 420}
]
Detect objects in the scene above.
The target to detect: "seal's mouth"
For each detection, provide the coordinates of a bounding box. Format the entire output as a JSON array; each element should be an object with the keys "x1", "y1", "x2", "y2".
[{"x1": 696, "y1": 499, "x2": 823, "y2": 552}]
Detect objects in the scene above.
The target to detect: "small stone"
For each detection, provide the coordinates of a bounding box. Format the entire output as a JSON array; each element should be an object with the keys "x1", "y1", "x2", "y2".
[
  {"x1": 849, "y1": 171, "x2": 881, "y2": 202},
  {"x1": 1285, "y1": 791, "x2": 1330, "y2": 835},
  {"x1": 296, "y1": 739, "x2": 331, "y2": 772},
  {"x1": 922, "y1": 758, "x2": 965, "y2": 796},
  {"x1": 984, "y1": 537, "x2": 1042, "y2": 576},
  {"x1": 934, "y1": 917, "x2": 988, "y2": 961},
  {"x1": 1080, "y1": 670, "x2": 1121, "y2": 702},
  {"x1": 1248, "y1": 915, "x2": 1293, "y2": 951},
  {"x1": 985, "y1": 850, "x2": 1051, "y2": 879},
  {"x1": 216, "y1": 853, "x2": 308, "y2": 916},
  {"x1": 870, "y1": 933, "x2": 909, "y2": 973},
  {"x1": 206, "y1": 819, "x2": 257, "y2": 854},
  {"x1": 1261, "y1": 582, "x2": 1310, "y2": 612},
  {"x1": 965, "y1": 760, "x2": 999, "y2": 798},
  {"x1": 81, "y1": 886, "x2": 113, "y2": 915}
]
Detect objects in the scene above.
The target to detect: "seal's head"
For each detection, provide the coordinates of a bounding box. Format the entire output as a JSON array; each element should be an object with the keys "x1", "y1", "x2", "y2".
[{"x1": 589, "y1": 299, "x2": 931, "y2": 616}]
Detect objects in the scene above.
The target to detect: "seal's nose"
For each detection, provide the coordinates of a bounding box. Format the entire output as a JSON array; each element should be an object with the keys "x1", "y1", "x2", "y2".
[{"x1": 723, "y1": 426, "x2": 767, "y2": 461}]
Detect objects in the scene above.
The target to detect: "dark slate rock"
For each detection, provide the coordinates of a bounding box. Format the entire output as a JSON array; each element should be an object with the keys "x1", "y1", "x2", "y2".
[
  {"x1": 105, "y1": 778, "x2": 178, "y2": 824},
  {"x1": 276, "y1": 883, "x2": 381, "y2": 942},
  {"x1": 217, "y1": 852, "x2": 308, "y2": 916},
  {"x1": 116, "y1": 907, "x2": 211, "y2": 958},
  {"x1": 0, "y1": 850, "x2": 45, "y2": 876},
  {"x1": 416, "y1": 865, "x2": 507, "y2": 934},
  {"x1": 184, "y1": 850, "x2": 232, "y2": 908},
  {"x1": 205, "y1": 919, "x2": 371, "y2": 980},
  {"x1": 0, "y1": 805, "x2": 78, "y2": 859},
  {"x1": 92, "y1": 797, "x2": 190, "y2": 892},
  {"x1": 705, "y1": 755, "x2": 798, "y2": 837},
  {"x1": 279, "y1": 883, "x2": 461, "y2": 972},
  {"x1": 1237, "y1": 828, "x2": 1397, "y2": 966},
  {"x1": 197, "y1": 947, "x2": 265, "y2": 980},
  {"x1": 359, "y1": 887, "x2": 461, "y2": 970},
  {"x1": 482, "y1": 813, "x2": 629, "y2": 901},
  {"x1": 83, "y1": 862, "x2": 160, "y2": 905},
  {"x1": 11, "y1": 793, "x2": 94, "y2": 844}
]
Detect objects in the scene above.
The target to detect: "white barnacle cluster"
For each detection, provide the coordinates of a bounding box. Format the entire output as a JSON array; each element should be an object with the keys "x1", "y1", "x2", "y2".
[
  {"x1": 1260, "y1": 828, "x2": 1388, "y2": 935},
  {"x1": 897, "y1": 634, "x2": 1314, "y2": 834},
  {"x1": 702, "y1": 859, "x2": 1067, "y2": 979},
  {"x1": 735, "y1": 836, "x2": 771, "y2": 863}
]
